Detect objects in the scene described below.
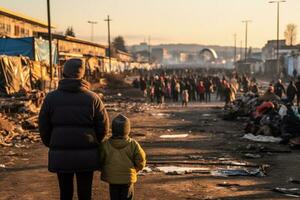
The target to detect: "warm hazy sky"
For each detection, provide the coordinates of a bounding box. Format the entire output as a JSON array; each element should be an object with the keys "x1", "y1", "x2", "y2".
[{"x1": 1, "y1": 0, "x2": 300, "y2": 47}]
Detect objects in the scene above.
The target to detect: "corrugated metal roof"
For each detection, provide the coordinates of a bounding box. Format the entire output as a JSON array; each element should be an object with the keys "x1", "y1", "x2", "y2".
[{"x1": 0, "y1": 6, "x2": 54, "y2": 28}]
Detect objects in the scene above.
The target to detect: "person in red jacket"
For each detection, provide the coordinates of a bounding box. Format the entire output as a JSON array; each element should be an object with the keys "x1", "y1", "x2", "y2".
[{"x1": 197, "y1": 81, "x2": 205, "y2": 103}]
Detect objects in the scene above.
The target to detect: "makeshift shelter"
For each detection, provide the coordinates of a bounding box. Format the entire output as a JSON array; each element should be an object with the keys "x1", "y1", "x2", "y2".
[
  {"x1": 0, "y1": 55, "x2": 50, "y2": 95},
  {"x1": 0, "y1": 37, "x2": 58, "y2": 65},
  {"x1": 0, "y1": 55, "x2": 31, "y2": 94}
]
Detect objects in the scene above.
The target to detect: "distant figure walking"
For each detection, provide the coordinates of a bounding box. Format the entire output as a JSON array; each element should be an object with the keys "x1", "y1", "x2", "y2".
[{"x1": 182, "y1": 89, "x2": 189, "y2": 107}]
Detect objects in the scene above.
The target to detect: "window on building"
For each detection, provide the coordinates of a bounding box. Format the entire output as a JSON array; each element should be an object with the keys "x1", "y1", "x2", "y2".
[
  {"x1": 6, "y1": 24, "x2": 11, "y2": 34},
  {"x1": 14, "y1": 25, "x2": 20, "y2": 36},
  {"x1": 0, "y1": 23, "x2": 5, "y2": 32},
  {"x1": 21, "y1": 28, "x2": 25, "y2": 35},
  {"x1": 25, "y1": 29, "x2": 29, "y2": 36}
]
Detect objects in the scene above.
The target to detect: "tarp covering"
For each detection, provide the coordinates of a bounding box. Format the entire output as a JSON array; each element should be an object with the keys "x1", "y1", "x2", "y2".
[
  {"x1": 34, "y1": 38, "x2": 58, "y2": 65},
  {"x1": 0, "y1": 55, "x2": 51, "y2": 95},
  {"x1": 0, "y1": 55, "x2": 31, "y2": 94},
  {"x1": 0, "y1": 37, "x2": 57, "y2": 64},
  {"x1": 0, "y1": 37, "x2": 34, "y2": 59}
]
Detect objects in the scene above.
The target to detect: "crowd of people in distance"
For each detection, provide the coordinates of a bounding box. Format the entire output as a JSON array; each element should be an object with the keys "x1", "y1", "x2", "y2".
[{"x1": 132, "y1": 69, "x2": 300, "y2": 107}]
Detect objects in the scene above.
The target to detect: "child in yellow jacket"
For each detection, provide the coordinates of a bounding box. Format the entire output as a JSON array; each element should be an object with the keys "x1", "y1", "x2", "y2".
[{"x1": 100, "y1": 114, "x2": 146, "y2": 200}]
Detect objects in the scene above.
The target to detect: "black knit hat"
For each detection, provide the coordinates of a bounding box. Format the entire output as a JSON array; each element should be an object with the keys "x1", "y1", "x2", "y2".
[
  {"x1": 63, "y1": 58, "x2": 85, "y2": 79},
  {"x1": 112, "y1": 114, "x2": 131, "y2": 138}
]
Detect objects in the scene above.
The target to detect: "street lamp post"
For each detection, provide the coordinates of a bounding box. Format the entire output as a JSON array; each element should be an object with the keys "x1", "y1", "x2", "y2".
[
  {"x1": 242, "y1": 20, "x2": 251, "y2": 63},
  {"x1": 87, "y1": 20, "x2": 98, "y2": 42},
  {"x1": 269, "y1": 0, "x2": 286, "y2": 76},
  {"x1": 104, "y1": 15, "x2": 112, "y2": 72}
]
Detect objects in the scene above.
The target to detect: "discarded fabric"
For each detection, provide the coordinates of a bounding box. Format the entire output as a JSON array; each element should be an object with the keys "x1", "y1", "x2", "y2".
[
  {"x1": 273, "y1": 187, "x2": 300, "y2": 198},
  {"x1": 243, "y1": 133, "x2": 282, "y2": 143},
  {"x1": 211, "y1": 168, "x2": 265, "y2": 177},
  {"x1": 156, "y1": 166, "x2": 210, "y2": 175}
]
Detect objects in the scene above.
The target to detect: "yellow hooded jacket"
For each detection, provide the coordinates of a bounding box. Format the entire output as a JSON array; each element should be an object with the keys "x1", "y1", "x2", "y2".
[{"x1": 100, "y1": 137, "x2": 146, "y2": 184}]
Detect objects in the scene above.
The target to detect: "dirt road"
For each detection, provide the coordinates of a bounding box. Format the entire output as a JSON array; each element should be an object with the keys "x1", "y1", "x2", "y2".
[{"x1": 1, "y1": 95, "x2": 300, "y2": 200}]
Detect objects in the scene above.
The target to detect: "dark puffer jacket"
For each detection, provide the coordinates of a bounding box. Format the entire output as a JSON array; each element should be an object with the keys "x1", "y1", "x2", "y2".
[{"x1": 38, "y1": 78, "x2": 109, "y2": 173}]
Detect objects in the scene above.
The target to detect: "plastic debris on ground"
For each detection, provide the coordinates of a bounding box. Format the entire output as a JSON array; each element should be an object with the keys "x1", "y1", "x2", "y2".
[
  {"x1": 138, "y1": 166, "x2": 153, "y2": 176},
  {"x1": 273, "y1": 187, "x2": 300, "y2": 198},
  {"x1": 156, "y1": 166, "x2": 210, "y2": 175},
  {"x1": 151, "y1": 113, "x2": 172, "y2": 118},
  {"x1": 216, "y1": 182, "x2": 241, "y2": 188},
  {"x1": 160, "y1": 134, "x2": 189, "y2": 139},
  {"x1": 243, "y1": 153, "x2": 262, "y2": 159},
  {"x1": 243, "y1": 133, "x2": 282, "y2": 143},
  {"x1": 289, "y1": 177, "x2": 300, "y2": 184},
  {"x1": 211, "y1": 168, "x2": 266, "y2": 177}
]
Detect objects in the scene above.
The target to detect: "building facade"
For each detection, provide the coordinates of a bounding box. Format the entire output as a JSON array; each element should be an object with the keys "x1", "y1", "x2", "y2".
[{"x1": 0, "y1": 6, "x2": 49, "y2": 38}]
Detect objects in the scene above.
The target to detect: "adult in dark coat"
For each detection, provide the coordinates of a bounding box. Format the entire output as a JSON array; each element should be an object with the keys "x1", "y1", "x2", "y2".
[
  {"x1": 295, "y1": 76, "x2": 300, "y2": 106},
  {"x1": 39, "y1": 58, "x2": 109, "y2": 200},
  {"x1": 287, "y1": 81, "x2": 298, "y2": 103},
  {"x1": 274, "y1": 79, "x2": 285, "y2": 98}
]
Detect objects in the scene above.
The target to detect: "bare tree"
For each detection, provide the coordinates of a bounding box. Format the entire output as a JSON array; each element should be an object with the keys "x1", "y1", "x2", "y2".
[
  {"x1": 284, "y1": 24, "x2": 297, "y2": 46},
  {"x1": 112, "y1": 36, "x2": 127, "y2": 52},
  {"x1": 65, "y1": 26, "x2": 76, "y2": 37}
]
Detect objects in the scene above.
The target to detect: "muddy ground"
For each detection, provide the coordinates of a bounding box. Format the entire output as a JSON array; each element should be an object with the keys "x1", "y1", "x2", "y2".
[{"x1": 1, "y1": 87, "x2": 300, "y2": 200}]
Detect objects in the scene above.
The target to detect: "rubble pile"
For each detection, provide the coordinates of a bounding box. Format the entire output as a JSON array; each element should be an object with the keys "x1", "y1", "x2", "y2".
[
  {"x1": 223, "y1": 92, "x2": 300, "y2": 148},
  {"x1": 0, "y1": 92, "x2": 43, "y2": 147}
]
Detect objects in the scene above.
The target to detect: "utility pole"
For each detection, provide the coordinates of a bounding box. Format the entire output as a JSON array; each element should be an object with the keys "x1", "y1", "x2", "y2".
[
  {"x1": 240, "y1": 40, "x2": 243, "y2": 61},
  {"x1": 148, "y1": 36, "x2": 151, "y2": 63},
  {"x1": 87, "y1": 21, "x2": 98, "y2": 42},
  {"x1": 234, "y1": 34, "x2": 237, "y2": 64},
  {"x1": 269, "y1": 0, "x2": 286, "y2": 75},
  {"x1": 105, "y1": 15, "x2": 112, "y2": 72},
  {"x1": 242, "y1": 20, "x2": 251, "y2": 63},
  {"x1": 47, "y1": 0, "x2": 53, "y2": 90}
]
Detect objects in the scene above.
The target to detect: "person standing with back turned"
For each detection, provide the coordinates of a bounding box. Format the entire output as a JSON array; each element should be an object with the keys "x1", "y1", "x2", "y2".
[{"x1": 38, "y1": 58, "x2": 109, "y2": 200}]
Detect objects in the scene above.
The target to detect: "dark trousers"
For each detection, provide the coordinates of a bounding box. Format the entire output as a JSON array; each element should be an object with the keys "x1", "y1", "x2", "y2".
[
  {"x1": 109, "y1": 184, "x2": 134, "y2": 200},
  {"x1": 57, "y1": 172, "x2": 94, "y2": 200},
  {"x1": 205, "y1": 92, "x2": 211, "y2": 102}
]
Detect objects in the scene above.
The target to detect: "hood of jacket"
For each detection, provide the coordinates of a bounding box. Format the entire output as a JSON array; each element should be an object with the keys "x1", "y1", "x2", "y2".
[
  {"x1": 58, "y1": 78, "x2": 90, "y2": 92},
  {"x1": 108, "y1": 137, "x2": 131, "y2": 149}
]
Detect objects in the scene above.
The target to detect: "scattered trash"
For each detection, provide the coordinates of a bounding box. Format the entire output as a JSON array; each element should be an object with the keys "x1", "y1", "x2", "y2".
[
  {"x1": 0, "y1": 164, "x2": 6, "y2": 168},
  {"x1": 151, "y1": 113, "x2": 172, "y2": 117},
  {"x1": 273, "y1": 187, "x2": 300, "y2": 198},
  {"x1": 160, "y1": 134, "x2": 189, "y2": 139},
  {"x1": 156, "y1": 166, "x2": 210, "y2": 175},
  {"x1": 217, "y1": 182, "x2": 241, "y2": 188},
  {"x1": 243, "y1": 153, "x2": 262, "y2": 159},
  {"x1": 211, "y1": 168, "x2": 266, "y2": 177},
  {"x1": 243, "y1": 133, "x2": 282, "y2": 143},
  {"x1": 289, "y1": 177, "x2": 300, "y2": 184},
  {"x1": 289, "y1": 137, "x2": 300, "y2": 149},
  {"x1": 188, "y1": 155, "x2": 204, "y2": 160},
  {"x1": 138, "y1": 166, "x2": 152, "y2": 176}
]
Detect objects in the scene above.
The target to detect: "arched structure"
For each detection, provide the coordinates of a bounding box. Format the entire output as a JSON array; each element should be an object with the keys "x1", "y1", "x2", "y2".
[{"x1": 199, "y1": 48, "x2": 218, "y2": 62}]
